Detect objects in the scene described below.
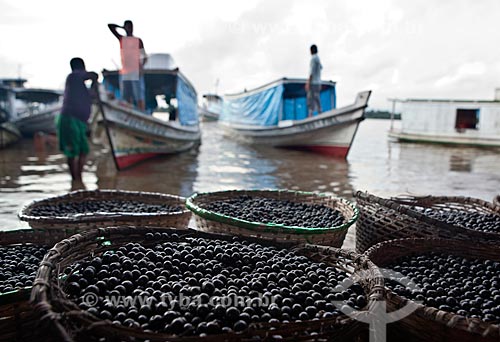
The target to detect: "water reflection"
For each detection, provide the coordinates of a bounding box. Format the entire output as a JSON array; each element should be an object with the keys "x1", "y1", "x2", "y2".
[{"x1": 1, "y1": 119, "x2": 499, "y2": 236}]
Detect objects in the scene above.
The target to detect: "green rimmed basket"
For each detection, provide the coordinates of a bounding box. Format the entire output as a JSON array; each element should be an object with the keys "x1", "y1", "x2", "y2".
[
  {"x1": 0, "y1": 228, "x2": 76, "y2": 342},
  {"x1": 185, "y1": 189, "x2": 359, "y2": 247},
  {"x1": 18, "y1": 189, "x2": 192, "y2": 230}
]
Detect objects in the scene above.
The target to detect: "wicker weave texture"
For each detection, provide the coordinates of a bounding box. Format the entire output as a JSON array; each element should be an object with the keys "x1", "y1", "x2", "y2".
[
  {"x1": 365, "y1": 237, "x2": 500, "y2": 342},
  {"x1": 18, "y1": 189, "x2": 192, "y2": 230},
  {"x1": 31, "y1": 226, "x2": 384, "y2": 342},
  {"x1": 354, "y1": 191, "x2": 500, "y2": 253},
  {"x1": 186, "y1": 189, "x2": 358, "y2": 247},
  {"x1": 0, "y1": 229, "x2": 74, "y2": 342}
]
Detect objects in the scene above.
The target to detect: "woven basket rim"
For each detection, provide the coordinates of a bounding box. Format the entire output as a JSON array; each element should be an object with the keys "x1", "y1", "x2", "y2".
[
  {"x1": 186, "y1": 189, "x2": 359, "y2": 234},
  {"x1": 354, "y1": 190, "x2": 500, "y2": 236},
  {"x1": 18, "y1": 189, "x2": 189, "y2": 224},
  {"x1": 365, "y1": 237, "x2": 500, "y2": 336},
  {"x1": 31, "y1": 226, "x2": 382, "y2": 341}
]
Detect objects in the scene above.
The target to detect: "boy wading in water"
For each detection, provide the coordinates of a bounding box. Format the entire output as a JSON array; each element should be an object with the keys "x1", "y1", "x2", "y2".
[{"x1": 57, "y1": 57, "x2": 98, "y2": 184}]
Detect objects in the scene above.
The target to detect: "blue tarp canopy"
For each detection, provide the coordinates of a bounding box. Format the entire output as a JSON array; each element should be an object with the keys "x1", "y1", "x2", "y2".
[
  {"x1": 220, "y1": 78, "x2": 336, "y2": 126},
  {"x1": 102, "y1": 70, "x2": 199, "y2": 126}
]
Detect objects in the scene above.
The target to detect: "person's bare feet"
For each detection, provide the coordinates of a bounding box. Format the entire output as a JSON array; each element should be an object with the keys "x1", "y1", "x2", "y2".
[{"x1": 70, "y1": 179, "x2": 86, "y2": 191}]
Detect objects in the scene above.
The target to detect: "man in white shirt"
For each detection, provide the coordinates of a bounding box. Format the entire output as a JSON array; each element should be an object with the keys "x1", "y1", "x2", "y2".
[{"x1": 305, "y1": 44, "x2": 322, "y2": 117}]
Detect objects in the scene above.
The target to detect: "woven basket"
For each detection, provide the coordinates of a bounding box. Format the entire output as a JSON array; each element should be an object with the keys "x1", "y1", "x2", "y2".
[
  {"x1": 0, "y1": 229, "x2": 75, "y2": 342},
  {"x1": 18, "y1": 189, "x2": 191, "y2": 230},
  {"x1": 354, "y1": 191, "x2": 500, "y2": 253},
  {"x1": 31, "y1": 226, "x2": 384, "y2": 342},
  {"x1": 185, "y1": 190, "x2": 358, "y2": 247},
  {"x1": 365, "y1": 237, "x2": 500, "y2": 342},
  {"x1": 494, "y1": 195, "x2": 500, "y2": 207}
]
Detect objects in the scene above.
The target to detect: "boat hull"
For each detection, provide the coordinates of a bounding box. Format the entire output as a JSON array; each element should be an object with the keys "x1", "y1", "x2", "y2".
[
  {"x1": 199, "y1": 107, "x2": 219, "y2": 121},
  {"x1": 13, "y1": 108, "x2": 60, "y2": 136},
  {"x1": 98, "y1": 101, "x2": 201, "y2": 169},
  {"x1": 388, "y1": 130, "x2": 500, "y2": 148},
  {"x1": 0, "y1": 122, "x2": 22, "y2": 148},
  {"x1": 220, "y1": 91, "x2": 370, "y2": 159}
]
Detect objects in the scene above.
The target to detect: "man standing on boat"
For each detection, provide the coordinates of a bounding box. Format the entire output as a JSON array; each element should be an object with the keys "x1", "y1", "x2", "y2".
[
  {"x1": 57, "y1": 57, "x2": 97, "y2": 185},
  {"x1": 108, "y1": 20, "x2": 147, "y2": 111},
  {"x1": 306, "y1": 44, "x2": 322, "y2": 117}
]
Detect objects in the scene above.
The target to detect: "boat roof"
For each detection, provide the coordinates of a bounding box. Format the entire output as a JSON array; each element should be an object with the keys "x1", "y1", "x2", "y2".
[
  {"x1": 224, "y1": 77, "x2": 336, "y2": 99},
  {"x1": 202, "y1": 94, "x2": 222, "y2": 100},
  {"x1": 389, "y1": 97, "x2": 500, "y2": 104},
  {"x1": 102, "y1": 68, "x2": 197, "y2": 96},
  {"x1": 0, "y1": 86, "x2": 62, "y2": 102},
  {"x1": 0, "y1": 78, "x2": 27, "y2": 87}
]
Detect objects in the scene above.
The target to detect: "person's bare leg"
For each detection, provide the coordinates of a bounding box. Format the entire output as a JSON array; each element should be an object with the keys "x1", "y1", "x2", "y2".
[
  {"x1": 137, "y1": 100, "x2": 145, "y2": 111},
  {"x1": 67, "y1": 157, "x2": 77, "y2": 180},
  {"x1": 76, "y1": 154, "x2": 86, "y2": 182}
]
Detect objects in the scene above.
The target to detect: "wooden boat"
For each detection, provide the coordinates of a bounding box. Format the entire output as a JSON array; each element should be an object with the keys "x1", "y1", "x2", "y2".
[
  {"x1": 0, "y1": 79, "x2": 62, "y2": 136},
  {"x1": 96, "y1": 53, "x2": 201, "y2": 170},
  {"x1": 219, "y1": 78, "x2": 371, "y2": 158},
  {"x1": 388, "y1": 93, "x2": 500, "y2": 147},
  {"x1": 0, "y1": 122, "x2": 21, "y2": 148},
  {"x1": 199, "y1": 94, "x2": 222, "y2": 121}
]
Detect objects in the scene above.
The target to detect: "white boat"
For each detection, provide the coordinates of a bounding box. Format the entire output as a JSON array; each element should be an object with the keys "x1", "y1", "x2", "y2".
[
  {"x1": 0, "y1": 122, "x2": 21, "y2": 149},
  {"x1": 388, "y1": 91, "x2": 500, "y2": 147},
  {"x1": 199, "y1": 94, "x2": 223, "y2": 121},
  {"x1": 219, "y1": 78, "x2": 371, "y2": 158},
  {"x1": 96, "y1": 53, "x2": 201, "y2": 170},
  {"x1": 0, "y1": 78, "x2": 62, "y2": 136}
]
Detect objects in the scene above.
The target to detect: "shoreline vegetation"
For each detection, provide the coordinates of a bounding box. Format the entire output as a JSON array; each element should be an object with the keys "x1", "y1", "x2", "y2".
[{"x1": 365, "y1": 109, "x2": 401, "y2": 120}]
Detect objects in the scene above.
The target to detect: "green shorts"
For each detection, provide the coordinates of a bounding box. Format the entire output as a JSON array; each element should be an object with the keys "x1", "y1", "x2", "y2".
[{"x1": 56, "y1": 114, "x2": 89, "y2": 158}]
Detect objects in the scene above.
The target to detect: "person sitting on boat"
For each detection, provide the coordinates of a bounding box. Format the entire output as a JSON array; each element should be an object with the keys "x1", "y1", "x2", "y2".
[
  {"x1": 56, "y1": 57, "x2": 97, "y2": 184},
  {"x1": 305, "y1": 44, "x2": 323, "y2": 117},
  {"x1": 108, "y1": 20, "x2": 147, "y2": 111}
]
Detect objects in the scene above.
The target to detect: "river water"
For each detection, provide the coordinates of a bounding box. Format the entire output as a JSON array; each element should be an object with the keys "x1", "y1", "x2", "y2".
[{"x1": 1, "y1": 119, "x2": 499, "y2": 249}]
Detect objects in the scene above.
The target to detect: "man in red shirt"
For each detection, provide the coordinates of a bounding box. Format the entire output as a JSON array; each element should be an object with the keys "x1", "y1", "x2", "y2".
[{"x1": 108, "y1": 20, "x2": 147, "y2": 111}]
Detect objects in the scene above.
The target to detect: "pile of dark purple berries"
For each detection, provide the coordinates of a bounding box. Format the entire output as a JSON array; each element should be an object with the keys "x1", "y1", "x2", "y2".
[
  {"x1": 0, "y1": 244, "x2": 48, "y2": 293},
  {"x1": 65, "y1": 233, "x2": 366, "y2": 336},
  {"x1": 202, "y1": 196, "x2": 345, "y2": 228},
  {"x1": 415, "y1": 208, "x2": 500, "y2": 233},
  {"x1": 386, "y1": 252, "x2": 500, "y2": 323},
  {"x1": 30, "y1": 200, "x2": 183, "y2": 217}
]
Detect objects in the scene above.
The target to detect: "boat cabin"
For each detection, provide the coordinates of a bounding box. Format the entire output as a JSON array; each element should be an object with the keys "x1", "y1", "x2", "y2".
[
  {"x1": 102, "y1": 53, "x2": 199, "y2": 127},
  {"x1": 201, "y1": 93, "x2": 223, "y2": 114},
  {"x1": 389, "y1": 90, "x2": 500, "y2": 147},
  {"x1": 0, "y1": 84, "x2": 62, "y2": 122},
  {"x1": 221, "y1": 78, "x2": 336, "y2": 126}
]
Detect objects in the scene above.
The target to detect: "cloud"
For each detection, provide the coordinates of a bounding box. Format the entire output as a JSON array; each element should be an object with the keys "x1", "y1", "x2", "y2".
[
  {"x1": 434, "y1": 62, "x2": 486, "y2": 88},
  {"x1": 1, "y1": 0, "x2": 500, "y2": 109}
]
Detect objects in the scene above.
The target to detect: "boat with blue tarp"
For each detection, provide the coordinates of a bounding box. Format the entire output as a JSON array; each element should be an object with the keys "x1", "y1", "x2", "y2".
[
  {"x1": 95, "y1": 53, "x2": 201, "y2": 170},
  {"x1": 219, "y1": 77, "x2": 371, "y2": 158}
]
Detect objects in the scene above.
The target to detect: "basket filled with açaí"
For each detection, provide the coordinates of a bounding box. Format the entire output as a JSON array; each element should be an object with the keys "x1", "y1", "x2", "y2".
[
  {"x1": 31, "y1": 226, "x2": 385, "y2": 341},
  {"x1": 365, "y1": 237, "x2": 500, "y2": 342},
  {"x1": 354, "y1": 191, "x2": 500, "y2": 253},
  {"x1": 19, "y1": 189, "x2": 191, "y2": 230},
  {"x1": 0, "y1": 228, "x2": 74, "y2": 342},
  {"x1": 186, "y1": 189, "x2": 359, "y2": 247}
]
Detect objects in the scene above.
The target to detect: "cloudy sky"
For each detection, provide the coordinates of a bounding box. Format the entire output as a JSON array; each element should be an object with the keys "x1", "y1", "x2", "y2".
[{"x1": 1, "y1": 0, "x2": 500, "y2": 109}]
